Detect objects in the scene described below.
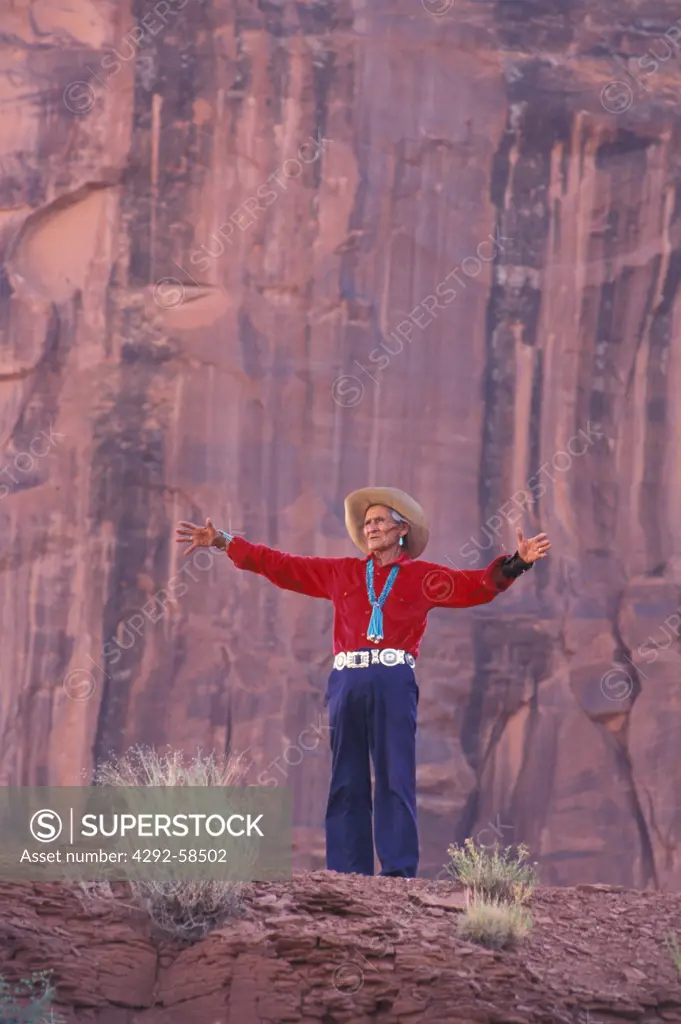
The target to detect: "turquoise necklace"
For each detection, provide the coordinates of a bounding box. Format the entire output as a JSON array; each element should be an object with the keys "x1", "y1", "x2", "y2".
[{"x1": 366, "y1": 559, "x2": 400, "y2": 643}]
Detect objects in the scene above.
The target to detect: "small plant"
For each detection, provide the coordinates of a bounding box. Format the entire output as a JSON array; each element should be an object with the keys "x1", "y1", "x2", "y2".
[
  {"x1": 444, "y1": 838, "x2": 538, "y2": 903},
  {"x1": 457, "y1": 892, "x2": 533, "y2": 950},
  {"x1": 77, "y1": 746, "x2": 251, "y2": 941},
  {"x1": 0, "y1": 970, "x2": 63, "y2": 1023},
  {"x1": 78, "y1": 875, "x2": 245, "y2": 942},
  {"x1": 90, "y1": 745, "x2": 249, "y2": 788},
  {"x1": 666, "y1": 932, "x2": 681, "y2": 977}
]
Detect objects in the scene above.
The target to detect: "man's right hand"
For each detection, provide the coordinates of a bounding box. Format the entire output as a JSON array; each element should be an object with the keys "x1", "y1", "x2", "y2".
[{"x1": 175, "y1": 518, "x2": 223, "y2": 556}]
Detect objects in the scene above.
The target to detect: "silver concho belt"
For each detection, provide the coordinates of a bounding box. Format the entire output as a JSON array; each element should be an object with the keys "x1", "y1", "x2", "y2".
[{"x1": 333, "y1": 648, "x2": 416, "y2": 670}]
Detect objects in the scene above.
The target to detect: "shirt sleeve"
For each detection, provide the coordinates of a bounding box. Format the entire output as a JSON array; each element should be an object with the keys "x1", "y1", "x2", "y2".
[
  {"x1": 225, "y1": 536, "x2": 338, "y2": 599},
  {"x1": 424, "y1": 555, "x2": 517, "y2": 609}
]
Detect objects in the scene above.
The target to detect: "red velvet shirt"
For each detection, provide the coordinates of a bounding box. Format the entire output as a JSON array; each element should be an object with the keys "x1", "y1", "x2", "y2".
[{"x1": 226, "y1": 537, "x2": 516, "y2": 660}]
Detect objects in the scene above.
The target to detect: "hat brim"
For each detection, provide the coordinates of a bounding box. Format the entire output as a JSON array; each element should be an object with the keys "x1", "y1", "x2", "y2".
[{"x1": 344, "y1": 487, "x2": 430, "y2": 558}]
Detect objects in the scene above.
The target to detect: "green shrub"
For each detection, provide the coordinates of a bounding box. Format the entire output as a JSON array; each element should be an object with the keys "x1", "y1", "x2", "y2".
[
  {"x1": 0, "y1": 970, "x2": 63, "y2": 1023},
  {"x1": 444, "y1": 837, "x2": 538, "y2": 903},
  {"x1": 457, "y1": 892, "x2": 533, "y2": 950}
]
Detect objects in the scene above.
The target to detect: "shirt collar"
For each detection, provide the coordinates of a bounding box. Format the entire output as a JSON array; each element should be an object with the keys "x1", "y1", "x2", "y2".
[{"x1": 364, "y1": 550, "x2": 412, "y2": 568}]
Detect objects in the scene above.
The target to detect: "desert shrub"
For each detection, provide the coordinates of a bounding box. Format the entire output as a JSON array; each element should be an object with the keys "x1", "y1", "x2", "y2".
[
  {"x1": 77, "y1": 746, "x2": 251, "y2": 941},
  {"x1": 90, "y1": 745, "x2": 249, "y2": 788},
  {"x1": 444, "y1": 838, "x2": 538, "y2": 903},
  {"x1": 78, "y1": 875, "x2": 245, "y2": 942},
  {"x1": 456, "y1": 892, "x2": 533, "y2": 950},
  {"x1": 0, "y1": 970, "x2": 63, "y2": 1023}
]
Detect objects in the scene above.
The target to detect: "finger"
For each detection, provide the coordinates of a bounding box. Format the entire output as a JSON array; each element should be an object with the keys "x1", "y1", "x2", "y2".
[
  {"x1": 516, "y1": 526, "x2": 524, "y2": 543},
  {"x1": 176, "y1": 537, "x2": 193, "y2": 544},
  {"x1": 206, "y1": 518, "x2": 214, "y2": 530},
  {"x1": 184, "y1": 542, "x2": 198, "y2": 557},
  {"x1": 177, "y1": 522, "x2": 199, "y2": 530}
]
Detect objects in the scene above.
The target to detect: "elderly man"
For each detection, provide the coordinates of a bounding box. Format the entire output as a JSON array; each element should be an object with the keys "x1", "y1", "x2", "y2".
[{"x1": 176, "y1": 486, "x2": 550, "y2": 878}]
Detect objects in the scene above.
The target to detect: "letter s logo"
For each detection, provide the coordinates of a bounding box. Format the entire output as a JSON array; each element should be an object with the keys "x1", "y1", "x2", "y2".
[{"x1": 30, "y1": 809, "x2": 63, "y2": 842}]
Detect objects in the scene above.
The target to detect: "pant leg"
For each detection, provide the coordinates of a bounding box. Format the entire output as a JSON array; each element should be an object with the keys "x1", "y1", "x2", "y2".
[
  {"x1": 368, "y1": 663, "x2": 419, "y2": 877},
  {"x1": 324, "y1": 668, "x2": 374, "y2": 875}
]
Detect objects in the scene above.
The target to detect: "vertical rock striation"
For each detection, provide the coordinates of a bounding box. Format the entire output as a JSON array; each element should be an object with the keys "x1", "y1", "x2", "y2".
[{"x1": 0, "y1": 0, "x2": 680, "y2": 886}]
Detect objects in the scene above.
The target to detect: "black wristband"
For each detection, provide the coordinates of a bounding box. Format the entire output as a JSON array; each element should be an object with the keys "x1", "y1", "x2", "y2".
[{"x1": 500, "y1": 551, "x2": 534, "y2": 579}]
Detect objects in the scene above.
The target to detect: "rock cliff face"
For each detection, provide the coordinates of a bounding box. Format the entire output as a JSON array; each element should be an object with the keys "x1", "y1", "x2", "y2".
[
  {"x1": 1, "y1": 875, "x2": 681, "y2": 1023},
  {"x1": 1, "y1": 0, "x2": 681, "y2": 886}
]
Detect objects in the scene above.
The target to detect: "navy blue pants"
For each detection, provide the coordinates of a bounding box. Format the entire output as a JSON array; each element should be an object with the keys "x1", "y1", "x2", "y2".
[{"x1": 323, "y1": 657, "x2": 419, "y2": 877}]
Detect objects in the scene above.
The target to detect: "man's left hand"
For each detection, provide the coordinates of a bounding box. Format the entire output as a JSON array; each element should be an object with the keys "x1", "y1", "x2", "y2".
[{"x1": 516, "y1": 527, "x2": 551, "y2": 564}]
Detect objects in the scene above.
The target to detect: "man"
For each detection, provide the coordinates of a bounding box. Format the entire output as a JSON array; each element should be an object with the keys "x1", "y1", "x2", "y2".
[{"x1": 175, "y1": 486, "x2": 550, "y2": 878}]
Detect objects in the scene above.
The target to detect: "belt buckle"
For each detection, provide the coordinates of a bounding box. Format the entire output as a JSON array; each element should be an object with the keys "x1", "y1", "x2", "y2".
[{"x1": 379, "y1": 648, "x2": 405, "y2": 666}]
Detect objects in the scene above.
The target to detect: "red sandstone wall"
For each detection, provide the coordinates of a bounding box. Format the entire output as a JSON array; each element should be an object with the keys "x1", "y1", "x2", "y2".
[{"x1": 1, "y1": 0, "x2": 680, "y2": 886}]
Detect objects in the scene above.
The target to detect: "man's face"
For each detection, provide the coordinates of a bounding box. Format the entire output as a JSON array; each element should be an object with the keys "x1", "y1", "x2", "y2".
[{"x1": 363, "y1": 505, "x2": 406, "y2": 553}]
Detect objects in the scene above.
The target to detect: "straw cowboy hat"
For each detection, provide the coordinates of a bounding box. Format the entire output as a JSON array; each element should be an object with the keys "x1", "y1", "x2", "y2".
[{"x1": 344, "y1": 487, "x2": 430, "y2": 559}]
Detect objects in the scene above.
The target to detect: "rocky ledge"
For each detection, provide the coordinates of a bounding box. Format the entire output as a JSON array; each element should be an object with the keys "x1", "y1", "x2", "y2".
[{"x1": 0, "y1": 872, "x2": 680, "y2": 1023}]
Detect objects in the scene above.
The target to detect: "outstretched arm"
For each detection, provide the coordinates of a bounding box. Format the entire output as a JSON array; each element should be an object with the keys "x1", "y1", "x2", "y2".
[
  {"x1": 425, "y1": 529, "x2": 550, "y2": 609},
  {"x1": 175, "y1": 519, "x2": 338, "y2": 599},
  {"x1": 225, "y1": 536, "x2": 339, "y2": 599},
  {"x1": 424, "y1": 556, "x2": 516, "y2": 609}
]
